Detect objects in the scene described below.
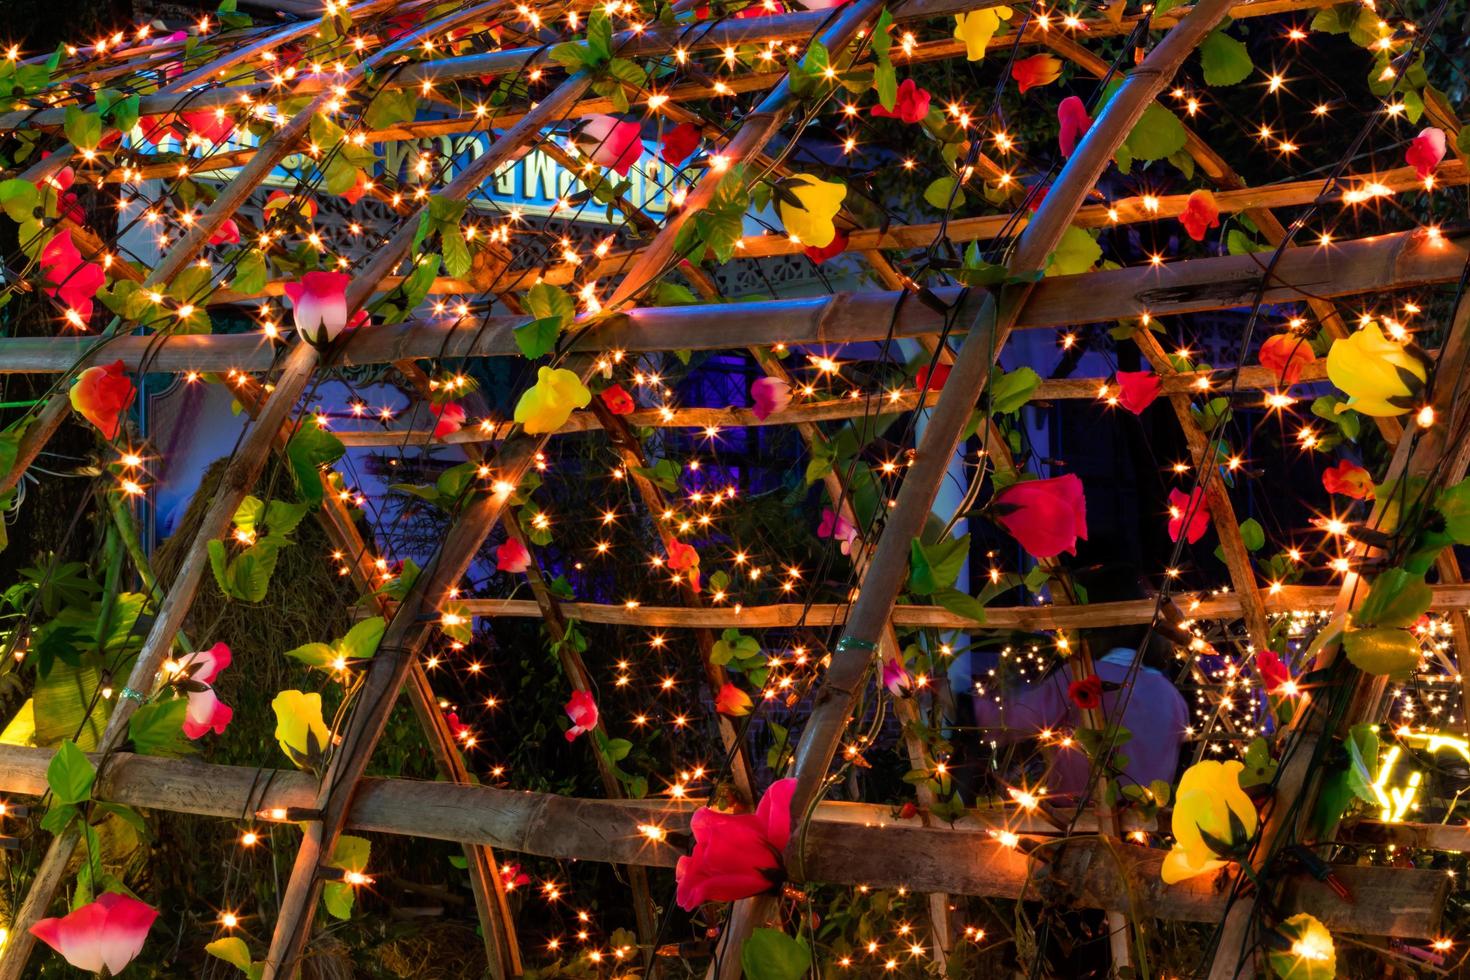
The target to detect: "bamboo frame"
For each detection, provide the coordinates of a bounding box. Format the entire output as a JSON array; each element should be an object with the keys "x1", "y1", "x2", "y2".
[{"x1": 0, "y1": 0, "x2": 1464, "y2": 975}]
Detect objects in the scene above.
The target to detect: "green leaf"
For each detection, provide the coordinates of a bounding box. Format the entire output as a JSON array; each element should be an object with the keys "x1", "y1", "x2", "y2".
[
  {"x1": 1355, "y1": 568, "x2": 1432, "y2": 629},
  {"x1": 364, "y1": 86, "x2": 418, "y2": 130},
  {"x1": 441, "y1": 227, "x2": 471, "y2": 279},
  {"x1": 232, "y1": 249, "x2": 268, "y2": 295},
  {"x1": 1199, "y1": 29, "x2": 1253, "y2": 86},
  {"x1": 63, "y1": 107, "x2": 102, "y2": 149},
  {"x1": 1343, "y1": 723, "x2": 1379, "y2": 804},
  {"x1": 323, "y1": 834, "x2": 370, "y2": 919},
  {"x1": 129, "y1": 698, "x2": 195, "y2": 758},
  {"x1": 0, "y1": 178, "x2": 39, "y2": 222},
  {"x1": 989, "y1": 366, "x2": 1041, "y2": 414},
  {"x1": 205, "y1": 937, "x2": 254, "y2": 972},
  {"x1": 933, "y1": 587, "x2": 986, "y2": 623},
  {"x1": 283, "y1": 641, "x2": 335, "y2": 668},
  {"x1": 47, "y1": 740, "x2": 95, "y2": 805},
  {"x1": 874, "y1": 62, "x2": 897, "y2": 111},
  {"x1": 908, "y1": 534, "x2": 970, "y2": 595},
  {"x1": 1238, "y1": 518, "x2": 1265, "y2": 552},
  {"x1": 741, "y1": 928, "x2": 811, "y2": 980},
  {"x1": 923, "y1": 176, "x2": 959, "y2": 210},
  {"x1": 524, "y1": 282, "x2": 575, "y2": 330},
  {"x1": 285, "y1": 417, "x2": 345, "y2": 506},
  {"x1": 1342, "y1": 627, "x2": 1420, "y2": 676},
  {"x1": 514, "y1": 316, "x2": 562, "y2": 360},
  {"x1": 1045, "y1": 225, "x2": 1101, "y2": 277},
  {"x1": 338, "y1": 617, "x2": 385, "y2": 660}
]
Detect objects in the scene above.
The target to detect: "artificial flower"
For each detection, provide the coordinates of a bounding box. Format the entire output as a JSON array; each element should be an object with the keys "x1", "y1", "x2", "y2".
[
  {"x1": 342, "y1": 169, "x2": 372, "y2": 205},
  {"x1": 600, "y1": 383, "x2": 636, "y2": 415},
  {"x1": 208, "y1": 218, "x2": 240, "y2": 246},
  {"x1": 660, "y1": 122, "x2": 701, "y2": 166},
  {"x1": 1012, "y1": 53, "x2": 1062, "y2": 93},
  {"x1": 514, "y1": 367, "x2": 592, "y2": 434},
  {"x1": 668, "y1": 540, "x2": 701, "y2": 592},
  {"x1": 1267, "y1": 913, "x2": 1336, "y2": 979},
  {"x1": 817, "y1": 507, "x2": 859, "y2": 555},
  {"x1": 577, "y1": 115, "x2": 642, "y2": 176},
  {"x1": 431, "y1": 402, "x2": 466, "y2": 438},
  {"x1": 445, "y1": 710, "x2": 469, "y2": 740},
  {"x1": 1322, "y1": 459, "x2": 1373, "y2": 499},
  {"x1": 777, "y1": 174, "x2": 846, "y2": 248},
  {"x1": 871, "y1": 79, "x2": 931, "y2": 124},
  {"x1": 137, "y1": 115, "x2": 177, "y2": 145},
  {"x1": 804, "y1": 229, "x2": 849, "y2": 264},
  {"x1": 31, "y1": 892, "x2": 158, "y2": 975},
  {"x1": 272, "y1": 690, "x2": 332, "y2": 763},
  {"x1": 283, "y1": 270, "x2": 352, "y2": 345},
  {"x1": 990, "y1": 474, "x2": 1088, "y2": 558},
  {"x1": 1255, "y1": 649, "x2": 1292, "y2": 695},
  {"x1": 716, "y1": 681, "x2": 753, "y2": 716},
  {"x1": 69, "y1": 360, "x2": 135, "y2": 440},
  {"x1": 177, "y1": 642, "x2": 233, "y2": 739},
  {"x1": 1116, "y1": 370, "x2": 1161, "y2": 415},
  {"x1": 675, "y1": 778, "x2": 795, "y2": 910},
  {"x1": 953, "y1": 7, "x2": 1012, "y2": 61},
  {"x1": 1405, "y1": 127, "x2": 1446, "y2": 180},
  {"x1": 500, "y1": 863, "x2": 531, "y2": 889},
  {"x1": 1057, "y1": 95, "x2": 1091, "y2": 157},
  {"x1": 1180, "y1": 189, "x2": 1220, "y2": 242},
  {"x1": 564, "y1": 690, "x2": 598, "y2": 741},
  {"x1": 40, "y1": 229, "x2": 106, "y2": 320},
  {"x1": 1167, "y1": 486, "x2": 1210, "y2": 544},
  {"x1": 750, "y1": 376, "x2": 792, "y2": 421},
  {"x1": 264, "y1": 190, "x2": 318, "y2": 225},
  {"x1": 1068, "y1": 675, "x2": 1103, "y2": 710},
  {"x1": 881, "y1": 656, "x2": 911, "y2": 695},
  {"x1": 495, "y1": 536, "x2": 531, "y2": 574},
  {"x1": 1161, "y1": 760, "x2": 1258, "y2": 883},
  {"x1": 36, "y1": 164, "x2": 84, "y2": 224},
  {"x1": 1326, "y1": 321, "x2": 1427, "y2": 417},
  {"x1": 1258, "y1": 333, "x2": 1315, "y2": 385},
  {"x1": 179, "y1": 108, "x2": 236, "y2": 145},
  {"x1": 915, "y1": 363, "x2": 950, "y2": 392}
]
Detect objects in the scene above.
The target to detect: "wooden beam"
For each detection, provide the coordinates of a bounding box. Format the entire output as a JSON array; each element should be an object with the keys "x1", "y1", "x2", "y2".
[
  {"x1": 0, "y1": 745, "x2": 1443, "y2": 938},
  {"x1": 4, "y1": 228, "x2": 1463, "y2": 377}
]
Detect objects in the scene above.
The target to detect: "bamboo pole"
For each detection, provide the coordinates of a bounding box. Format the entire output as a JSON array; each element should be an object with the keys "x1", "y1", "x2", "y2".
[
  {"x1": 777, "y1": 0, "x2": 1235, "y2": 938},
  {"x1": 1203, "y1": 267, "x2": 1470, "y2": 980},
  {"x1": 5, "y1": 226, "x2": 1464, "y2": 377},
  {"x1": 0, "y1": 744, "x2": 1445, "y2": 937}
]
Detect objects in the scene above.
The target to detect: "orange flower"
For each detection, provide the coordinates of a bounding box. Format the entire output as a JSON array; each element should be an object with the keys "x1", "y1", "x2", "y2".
[
  {"x1": 1322, "y1": 460, "x2": 1373, "y2": 499},
  {"x1": 1180, "y1": 190, "x2": 1220, "y2": 242},
  {"x1": 1011, "y1": 54, "x2": 1062, "y2": 93},
  {"x1": 1258, "y1": 333, "x2": 1316, "y2": 385},
  {"x1": 715, "y1": 682, "x2": 752, "y2": 716},
  {"x1": 69, "y1": 360, "x2": 135, "y2": 440}
]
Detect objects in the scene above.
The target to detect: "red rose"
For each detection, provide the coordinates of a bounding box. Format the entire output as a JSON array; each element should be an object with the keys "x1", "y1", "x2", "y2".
[
  {"x1": 660, "y1": 122, "x2": 702, "y2": 166},
  {"x1": 915, "y1": 363, "x2": 951, "y2": 393},
  {"x1": 601, "y1": 383, "x2": 635, "y2": 415},
  {"x1": 991, "y1": 474, "x2": 1088, "y2": 559},
  {"x1": 1068, "y1": 675, "x2": 1103, "y2": 711},
  {"x1": 1115, "y1": 370, "x2": 1161, "y2": 415}
]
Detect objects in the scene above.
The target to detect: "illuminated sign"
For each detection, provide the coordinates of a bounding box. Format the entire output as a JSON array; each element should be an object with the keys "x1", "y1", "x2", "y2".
[
  {"x1": 155, "y1": 125, "x2": 688, "y2": 226},
  {"x1": 1370, "y1": 729, "x2": 1469, "y2": 823}
]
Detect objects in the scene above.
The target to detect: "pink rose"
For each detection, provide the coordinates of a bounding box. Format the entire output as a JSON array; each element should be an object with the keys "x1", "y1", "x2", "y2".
[
  {"x1": 564, "y1": 690, "x2": 598, "y2": 741},
  {"x1": 31, "y1": 892, "x2": 158, "y2": 974},
  {"x1": 431, "y1": 402, "x2": 466, "y2": 438},
  {"x1": 675, "y1": 778, "x2": 795, "y2": 910},
  {"x1": 495, "y1": 536, "x2": 531, "y2": 574},
  {"x1": 1057, "y1": 96, "x2": 1092, "y2": 158},
  {"x1": 1406, "y1": 127, "x2": 1446, "y2": 180},
  {"x1": 577, "y1": 115, "x2": 642, "y2": 177},
  {"x1": 1115, "y1": 370, "x2": 1161, "y2": 415},
  {"x1": 750, "y1": 376, "x2": 792, "y2": 421},
  {"x1": 990, "y1": 474, "x2": 1088, "y2": 558},
  {"x1": 283, "y1": 270, "x2": 352, "y2": 345}
]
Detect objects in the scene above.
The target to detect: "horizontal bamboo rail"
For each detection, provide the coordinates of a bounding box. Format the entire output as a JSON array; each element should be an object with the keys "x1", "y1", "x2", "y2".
[
  {"x1": 0, "y1": 744, "x2": 1443, "y2": 938},
  {"x1": 4, "y1": 226, "x2": 1463, "y2": 376}
]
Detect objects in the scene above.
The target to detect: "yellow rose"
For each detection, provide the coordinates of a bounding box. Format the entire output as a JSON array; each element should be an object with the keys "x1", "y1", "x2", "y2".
[
  {"x1": 1325, "y1": 321, "x2": 1427, "y2": 417},
  {"x1": 778, "y1": 175, "x2": 847, "y2": 248},
  {"x1": 272, "y1": 690, "x2": 331, "y2": 765},
  {"x1": 513, "y1": 366, "x2": 592, "y2": 435},
  {"x1": 1267, "y1": 913, "x2": 1336, "y2": 980},
  {"x1": 953, "y1": 7, "x2": 1013, "y2": 61},
  {"x1": 1160, "y1": 759, "x2": 1257, "y2": 884}
]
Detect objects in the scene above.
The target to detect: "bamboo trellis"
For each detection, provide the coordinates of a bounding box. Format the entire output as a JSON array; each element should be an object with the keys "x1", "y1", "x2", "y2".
[{"x1": 0, "y1": 0, "x2": 1466, "y2": 976}]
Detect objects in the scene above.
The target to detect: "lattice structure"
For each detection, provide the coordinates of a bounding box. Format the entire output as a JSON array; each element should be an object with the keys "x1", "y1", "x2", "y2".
[{"x1": 0, "y1": 0, "x2": 1468, "y2": 977}]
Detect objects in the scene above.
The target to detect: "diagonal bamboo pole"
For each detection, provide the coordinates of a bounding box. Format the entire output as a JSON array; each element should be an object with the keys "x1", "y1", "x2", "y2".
[
  {"x1": 1203, "y1": 276, "x2": 1470, "y2": 980},
  {"x1": 777, "y1": 0, "x2": 1235, "y2": 925}
]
